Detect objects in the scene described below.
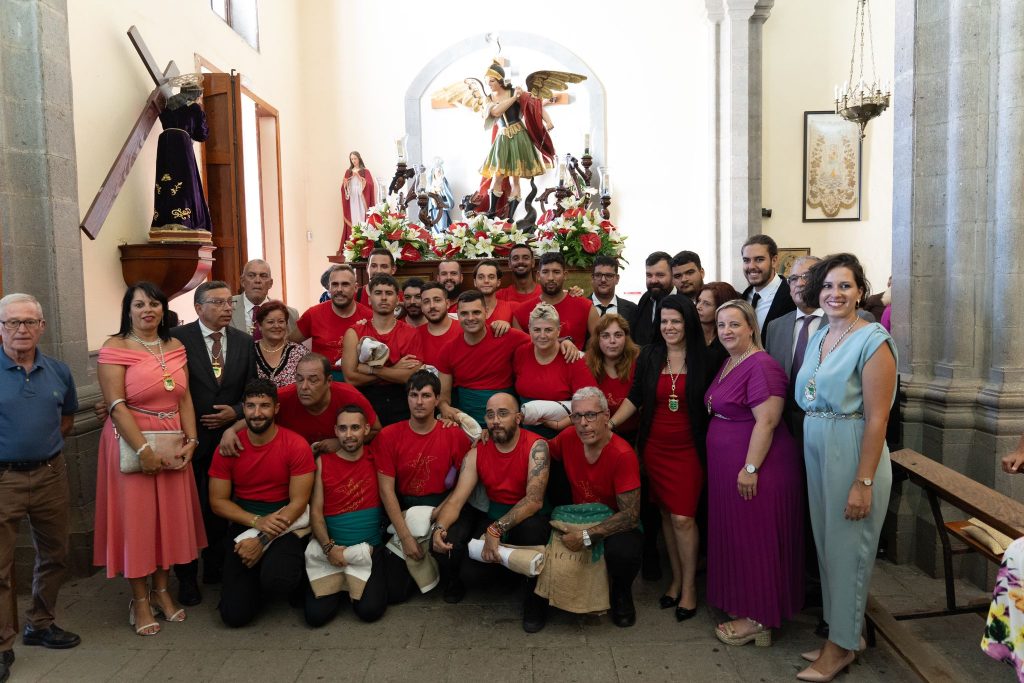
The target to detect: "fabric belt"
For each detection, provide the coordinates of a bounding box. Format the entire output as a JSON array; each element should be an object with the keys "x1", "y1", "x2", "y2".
[
  {"x1": 805, "y1": 410, "x2": 864, "y2": 420},
  {"x1": 1, "y1": 451, "x2": 61, "y2": 472}
]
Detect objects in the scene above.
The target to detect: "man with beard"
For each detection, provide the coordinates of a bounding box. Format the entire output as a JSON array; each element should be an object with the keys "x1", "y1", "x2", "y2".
[
  {"x1": 292, "y1": 264, "x2": 371, "y2": 379},
  {"x1": 230, "y1": 259, "x2": 298, "y2": 338},
  {"x1": 437, "y1": 260, "x2": 463, "y2": 312},
  {"x1": 417, "y1": 281, "x2": 467, "y2": 369},
  {"x1": 512, "y1": 252, "x2": 598, "y2": 348},
  {"x1": 670, "y1": 251, "x2": 706, "y2": 303},
  {"x1": 589, "y1": 255, "x2": 638, "y2": 329},
  {"x1": 354, "y1": 249, "x2": 399, "y2": 306},
  {"x1": 431, "y1": 392, "x2": 551, "y2": 632},
  {"x1": 399, "y1": 278, "x2": 426, "y2": 328},
  {"x1": 496, "y1": 244, "x2": 541, "y2": 304},
  {"x1": 632, "y1": 251, "x2": 674, "y2": 346},
  {"x1": 375, "y1": 370, "x2": 475, "y2": 603},
  {"x1": 208, "y1": 379, "x2": 315, "y2": 627},
  {"x1": 740, "y1": 234, "x2": 794, "y2": 334},
  {"x1": 343, "y1": 274, "x2": 423, "y2": 425},
  {"x1": 474, "y1": 259, "x2": 517, "y2": 323}
]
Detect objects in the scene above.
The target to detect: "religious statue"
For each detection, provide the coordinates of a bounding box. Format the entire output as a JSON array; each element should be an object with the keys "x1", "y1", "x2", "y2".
[
  {"x1": 341, "y1": 151, "x2": 377, "y2": 248},
  {"x1": 426, "y1": 157, "x2": 455, "y2": 232},
  {"x1": 150, "y1": 73, "x2": 212, "y2": 238},
  {"x1": 433, "y1": 62, "x2": 586, "y2": 222}
]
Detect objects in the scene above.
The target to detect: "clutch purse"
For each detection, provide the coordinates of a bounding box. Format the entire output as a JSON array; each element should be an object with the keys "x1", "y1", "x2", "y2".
[{"x1": 118, "y1": 430, "x2": 184, "y2": 474}]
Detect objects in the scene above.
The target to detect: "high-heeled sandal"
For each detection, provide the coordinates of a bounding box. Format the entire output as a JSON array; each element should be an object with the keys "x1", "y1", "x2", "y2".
[
  {"x1": 128, "y1": 597, "x2": 160, "y2": 636},
  {"x1": 150, "y1": 588, "x2": 186, "y2": 622},
  {"x1": 795, "y1": 651, "x2": 855, "y2": 682},
  {"x1": 801, "y1": 636, "x2": 866, "y2": 662},
  {"x1": 715, "y1": 618, "x2": 772, "y2": 647},
  {"x1": 659, "y1": 593, "x2": 681, "y2": 609}
]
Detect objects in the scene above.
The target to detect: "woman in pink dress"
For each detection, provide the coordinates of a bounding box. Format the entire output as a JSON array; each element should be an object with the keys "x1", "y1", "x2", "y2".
[
  {"x1": 94, "y1": 282, "x2": 206, "y2": 636},
  {"x1": 704, "y1": 299, "x2": 804, "y2": 647}
]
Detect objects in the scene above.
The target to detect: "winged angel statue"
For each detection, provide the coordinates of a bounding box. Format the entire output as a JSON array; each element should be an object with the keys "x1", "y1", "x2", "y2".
[{"x1": 432, "y1": 62, "x2": 586, "y2": 221}]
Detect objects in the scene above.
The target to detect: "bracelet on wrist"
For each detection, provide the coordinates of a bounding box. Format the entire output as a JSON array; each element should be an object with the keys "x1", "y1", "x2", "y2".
[
  {"x1": 251, "y1": 515, "x2": 261, "y2": 529},
  {"x1": 322, "y1": 540, "x2": 336, "y2": 555},
  {"x1": 135, "y1": 442, "x2": 152, "y2": 456},
  {"x1": 486, "y1": 524, "x2": 502, "y2": 539}
]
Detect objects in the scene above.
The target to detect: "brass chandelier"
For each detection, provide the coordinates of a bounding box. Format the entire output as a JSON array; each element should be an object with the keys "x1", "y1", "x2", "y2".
[{"x1": 835, "y1": 0, "x2": 890, "y2": 140}]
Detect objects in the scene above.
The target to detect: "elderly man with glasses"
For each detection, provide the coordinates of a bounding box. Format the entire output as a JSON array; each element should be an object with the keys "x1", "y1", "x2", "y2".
[{"x1": 0, "y1": 294, "x2": 82, "y2": 683}]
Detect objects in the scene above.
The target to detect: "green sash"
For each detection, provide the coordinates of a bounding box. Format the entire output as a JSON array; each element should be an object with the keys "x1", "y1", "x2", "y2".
[
  {"x1": 551, "y1": 503, "x2": 614, "y2": 561},
  {"x1": 236, "y1": 498, "x2": 289, "y2": 517},
  {"x1": 454, "y1": 386, "x2": 514, "y2": 427},
  {"x1": 325, "y1": 507, "x2": 382, "y2": 547}
]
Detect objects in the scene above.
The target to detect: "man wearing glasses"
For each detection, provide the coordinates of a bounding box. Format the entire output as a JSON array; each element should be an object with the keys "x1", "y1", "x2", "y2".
[
  {"x1": 547, "y1": 386, "x2": 642, "y2": 629},
  {"x1": 0, "y1": 294, "x2": 81, "y2": 683},
  {"x1": 589, "y1": 255, "x2": 638, "y2": 330},
  {"x1": 170, "y1": 280, "x2": 256, "y2": 606}
]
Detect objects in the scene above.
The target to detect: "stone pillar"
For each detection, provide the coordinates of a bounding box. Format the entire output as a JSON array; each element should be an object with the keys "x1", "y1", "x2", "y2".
[
  {"x1": 0, "y1": 0, "x2": 100, "y2": 583},
  {"x1": 707, "y1": 0, "x2": 773, "y2": 284}
]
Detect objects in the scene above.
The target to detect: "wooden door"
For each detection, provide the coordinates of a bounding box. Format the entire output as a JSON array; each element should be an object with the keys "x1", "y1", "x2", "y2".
[{"x1": 203, "y1": 72, "x2": 247, "y2": 291}]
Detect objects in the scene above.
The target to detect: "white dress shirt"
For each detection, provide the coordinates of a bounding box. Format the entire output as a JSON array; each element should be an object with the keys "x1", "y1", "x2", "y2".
[
  {"x1": 197, "y1": 319, "x2": 228, "y2": 365},
  {"x1": 749, "y1": 274, "x2": 783, "y2": 330},
  {"x1": 592, "y1": 293, "x2": 618, "y2": 316},
  {"x1": 792, "y1": 309, "x2": 824, "y2": 357},
  {"x1": 243, "y1": 295, "x2": 269, "y2": 335}
]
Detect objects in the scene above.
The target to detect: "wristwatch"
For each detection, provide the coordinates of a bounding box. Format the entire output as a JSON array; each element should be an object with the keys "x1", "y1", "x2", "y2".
[
  {"x1": 582, "y1": 529, "x2": 592, "y2": 548},
  {"x1": 858, "y1": 478, "x2": 873, "y2": 487},
  {"x1": 744, "y1": 463, "x2": 759, "y2": 474}
]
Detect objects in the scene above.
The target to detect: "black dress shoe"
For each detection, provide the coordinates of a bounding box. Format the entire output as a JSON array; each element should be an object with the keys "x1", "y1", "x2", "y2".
[
  {"x1": 611, "y1": 584, "x2": 637, "y2": 628},
  {"x1": 442, "y1": 578, "x2": 467, "y2": 604},
  {"x1": 1, "y1": 649, "x2": 14, "y2": 683},
  {"x1": 675, "y1": 605, "x2": 698, "y2": 622},
  {"x1": 22, "y1": 624, "x2": 81, "y2": 649},
  {"x1": 178, "y1": 578, "x2": 202, "y2": 607},
  {"x1": 522, "y1": 592, "x2": 548, "y2": 633},
  {"x1": 659, "y1": 593, "x2": 681, "y2": 609}
]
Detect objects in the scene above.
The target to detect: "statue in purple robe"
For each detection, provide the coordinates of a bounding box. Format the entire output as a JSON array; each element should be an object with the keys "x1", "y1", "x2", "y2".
[{"x1": 151, "y1": 76, "x2": 212, "y2": 232}]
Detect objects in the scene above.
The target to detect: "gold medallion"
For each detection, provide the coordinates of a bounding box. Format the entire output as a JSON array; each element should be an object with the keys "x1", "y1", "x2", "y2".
[
  {"x1": 213, "y1": 364, "x2": 222, "y2": 378},
  {"x1": 163, "y1": 374, "x2": 175, "y2": 391}
]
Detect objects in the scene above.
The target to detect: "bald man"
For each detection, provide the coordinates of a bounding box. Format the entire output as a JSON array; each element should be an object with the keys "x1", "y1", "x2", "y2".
[{"x1": 230, "y1": 259, "x2": 299, "y2": 338}]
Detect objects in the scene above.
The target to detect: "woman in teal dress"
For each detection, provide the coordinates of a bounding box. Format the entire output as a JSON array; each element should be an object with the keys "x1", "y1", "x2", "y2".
[{"x1": 794, "y1": 253, "x2": 897, "y2": 682}]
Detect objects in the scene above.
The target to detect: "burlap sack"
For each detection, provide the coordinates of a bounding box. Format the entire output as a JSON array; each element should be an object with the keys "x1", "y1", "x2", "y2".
[{"x1": 534, "y1": 519, "x2": 609, "y2": 614}]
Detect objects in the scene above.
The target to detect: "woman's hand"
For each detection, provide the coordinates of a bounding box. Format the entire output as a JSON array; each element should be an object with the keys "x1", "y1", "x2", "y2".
[
  {"x1": 845, "y1": 482, "x2": 873, "y2": 520},
  {"x1": 139, "y1": 443, "x2": 163, "y2": 475},
  {"x1": 1002, "y1": 448, "x2": 1024, "y2": 474},
  {"x1": 737, "y1": 470, "x2": 758, "y2": 500},
  {"x1": 164, "y1": 440, "x2": 196, "y2": 471}
]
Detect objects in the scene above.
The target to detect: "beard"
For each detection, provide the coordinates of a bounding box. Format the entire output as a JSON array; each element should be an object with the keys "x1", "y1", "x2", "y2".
[{"x1": 245, "y1": 416, "x2": 273, "y2": 434}]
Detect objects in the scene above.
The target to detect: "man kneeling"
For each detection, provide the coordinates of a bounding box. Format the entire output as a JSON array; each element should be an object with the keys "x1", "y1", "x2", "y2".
[
  {"x1": 431, "y1": 392, "x2": 551, "y2": 632},
  {"x1": 208, "y1": 379, "x2": 315, "y2": 627},
  {"x1": 305, "y1": 405, "x2": 388, "y2": 625}
]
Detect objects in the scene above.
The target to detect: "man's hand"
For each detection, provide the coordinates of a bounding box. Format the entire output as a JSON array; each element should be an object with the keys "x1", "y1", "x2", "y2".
[
  {"x1": 432, "y1": 528, "x2": 452, "y2": 554},
  {"x1": 490, "y1": 320, "x2": 511, "y2": 337},
  {"x1": 482, "y1": 533, "x2": 502, "y2": 563},
  {"x1": 439, "y1": 404, "x2": 460, "y2": 422},
  {"x1": 201, "y1": 404, "x2": 237, "y2": 430},
  {"x1": 94, "y1": 400, "x2": 108, "y2": 423},
  {"x1": 327, "y1": 545, "x2": 348, "y2": 568},
  {"x1": 313, "y1": 438, "x2": 341, "y2": 455},
  {"x1": 400, "y1": 533, "x2": 424, "y2": 561},
  {"x1": 1003, "y1": 449, "x2": 1024, "y2": 474},
  {"x1": 256, "y1": 511, "x2": 292, "y2": 538},
  {"x1": 218, "y1": 428, "x2": 244, "y2": 457},
  {"x1": 559, "y1": 340, "x2": 582, "y2": 362},
  {"x1": 561, "y1": 529, "x2": 585, "y2": 552},
  {"x1": 394, "y1": 355, "x2": 421, "y2": 370},
  {"x1": 234, "y1": 538, "x2": 264, "y2": 568},
  {"x1": 567, "y1": 286, "x2": 585, "y2": 298}
]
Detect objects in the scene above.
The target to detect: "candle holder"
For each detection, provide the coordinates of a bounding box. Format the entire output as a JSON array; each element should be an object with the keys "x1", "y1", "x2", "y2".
[
  {"x1": 416, "y1": 189, "x2": 444, "y2": 230},
  {"x1": 388, "y1": 160, "x2": 417, "y2": 211},
  {"x1": 600, "y1": 194, "x2": 611, "y2": 220}
]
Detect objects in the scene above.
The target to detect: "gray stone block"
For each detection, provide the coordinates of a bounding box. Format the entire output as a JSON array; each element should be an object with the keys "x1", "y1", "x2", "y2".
[
  {"x1": 1, "y1": 45, "x2": 43, "y2": 101},
  {"x1": 0, "y1": 0, "x2": 40, "y2": 52},
  {"x1": 4, "y1": 149, "x2": 48, "y2": 197}
]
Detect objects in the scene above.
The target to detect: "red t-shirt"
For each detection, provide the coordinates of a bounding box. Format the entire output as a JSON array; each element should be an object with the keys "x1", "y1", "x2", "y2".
[
  {"x1": 349, "y1": 319, "x2": 422, "y2": 366},
  {"x1": 416, "y1": 320, "x2": 463, "y2": 369},
  {"x1": 277, "y1": 382, "x2": 378, "y2": 443},
  {"x1": 513, "y1": 345, "x2": 595, "y2": 401},
  {"x1": 487, "y1": 300, "x2": 517, "y2": 324},
  {"x1": 209, "y1": 426, "x2": 315, "y2": 502},
  {"x1": 598, "y1": 368, "x2": 640, "y2": 433},
  {"x1": 549, "y1": 430, "x2": 640, "y2": 510},
  {"x1": 476, "y1": 429, "x2": 542, "y2": 505},
  {"x1": 296, "y1": 301, "x2": 371, "y2": 364},
  {"x1": 320, "y1": 446, "x2": 381, "y2": 516},
  {"x1": 497, "y1": 283, "x2": 541, "y2": 304},
  {"x1": 513, "y1": 295, "x2": 593, "y2": 347},
  {"x1": 435, "y1": 327, "x2": 530, "y2": 390},
  {"x1": 374, "y1": 421, "x2": 471, "y2": 497}
]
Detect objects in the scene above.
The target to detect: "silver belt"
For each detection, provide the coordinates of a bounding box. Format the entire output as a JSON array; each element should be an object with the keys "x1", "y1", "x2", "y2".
[
  {"x1": 805, "y1": 410, "x2": 863, "y2": 420},
  {"x1": 129, "y1": 405, "x2": 179, "y2": 420}
]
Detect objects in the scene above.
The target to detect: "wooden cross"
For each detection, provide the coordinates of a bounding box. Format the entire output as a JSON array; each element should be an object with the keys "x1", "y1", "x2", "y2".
[{"x1": 79, "y1": 26, "x2": 182, "y2": 239}]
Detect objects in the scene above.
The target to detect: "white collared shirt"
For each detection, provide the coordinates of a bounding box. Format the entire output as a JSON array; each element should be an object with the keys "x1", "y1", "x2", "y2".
[
  {"x1": 792, "y1": 309, "x2": 824, "y2": 357},
  {"x1": 592, "y1": 293, "x2": 617, "y2": 316},
  {"x1": 242, "y1": 295, "x2": 268, "y2": 335},
  {"x1": 197, "y1": 319, "x2": 228, "y2": 365},
  {"x1": 749, "y1": 274, "x2": 783, "y2": 330}
]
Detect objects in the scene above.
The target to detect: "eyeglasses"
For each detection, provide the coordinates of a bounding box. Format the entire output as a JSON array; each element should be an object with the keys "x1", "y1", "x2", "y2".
[
  {"x1": 570, "y1": 411, "x2": 607, "y2": 424},
  {"x1": 592, "y1": 272, "x2": 617, "y2": 280},
  {"x1": 0, "y1": 319, "x2": 43, "y2": 331},
  {"x1": 786, "y1": 274, "x2": 808, "y2": 284},
  {"x1": 484, "y1": 409, "x2": 515, "y2": 420},
  {"x1": 202, "y1": 298, "x2": 234, "y2": 307}
]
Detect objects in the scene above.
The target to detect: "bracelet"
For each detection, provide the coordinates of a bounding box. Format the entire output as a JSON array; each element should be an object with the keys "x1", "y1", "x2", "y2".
[
  {"x1": 322, "y1": 540, "x2": 336, "y2": 555},
  {"x1": 135, "y1": 442, "x2": 152, "y2": 456},
  {"x1": 486, "y1": 524, "x2": 502, "y2": 539},
  {"x1": 251, "y1": 515, "x2": 261, "y2": 529},
  {"x1": 183, "y1": 436, "x2": 198, "y2": 445},
  {"x1": 108, "y1": 398, "x2": 127, "y2": 416},
  {"x1": 430, "y1": 522, "x2": 447, "y2": 536},
  {"x1": 608, "y1": 418, "x2": 616, "y2": 430}
]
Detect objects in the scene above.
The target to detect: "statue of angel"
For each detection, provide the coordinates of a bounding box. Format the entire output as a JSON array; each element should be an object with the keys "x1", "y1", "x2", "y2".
[{"x1": 433, "y1": 62, "x2": 586, "y2": 222}]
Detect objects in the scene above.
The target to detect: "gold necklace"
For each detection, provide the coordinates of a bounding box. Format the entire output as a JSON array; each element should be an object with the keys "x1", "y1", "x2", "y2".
[
  {"x1": 130, "y1": 332, "x2": 175, "y2": 391},
  {"x1": 665, "y1": 353, "x2": 685, "y2": 412},
  {"x1": 803, "y1": 318, "x2": 859, "y2": 402},
  {"x1": 259, "y1": 339, "x2": 286, "y2": 354},
  {"x1": 706, "y1": 344, "x2": 755, "y2": 415}
]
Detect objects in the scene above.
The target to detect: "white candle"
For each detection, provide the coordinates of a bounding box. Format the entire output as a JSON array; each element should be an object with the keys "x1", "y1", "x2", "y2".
[
  {"x1": 584, "y1": 133, "x2": 591, "y2": 153},
  {"x1": 395, "y1": 137, "x2": 407, "y2": 162}
]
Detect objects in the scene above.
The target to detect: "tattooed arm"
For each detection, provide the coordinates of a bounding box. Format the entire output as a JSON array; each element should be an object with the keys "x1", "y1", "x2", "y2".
[
  {"x1": 482, "y1": 440, "x2": 550, "y2": 562},
  {"x1": 561, "y1": 487, "x2": 640, "y2": 551}
]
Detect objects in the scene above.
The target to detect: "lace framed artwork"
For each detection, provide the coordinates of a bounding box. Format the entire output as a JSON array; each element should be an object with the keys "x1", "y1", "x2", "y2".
[{"x1": 802, "y1": 111, "x2": 862, "y2": 222}]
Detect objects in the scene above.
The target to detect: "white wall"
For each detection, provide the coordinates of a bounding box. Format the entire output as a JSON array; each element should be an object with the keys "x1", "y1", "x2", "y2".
[{"x1": 761, "y1": 0, "x2": 895, "y2": 290}]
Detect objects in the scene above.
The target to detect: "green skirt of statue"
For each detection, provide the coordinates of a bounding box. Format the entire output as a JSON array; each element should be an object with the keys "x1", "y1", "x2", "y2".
[{"x1": 479, "y1": 122, "x2": 550, "y2": 179}]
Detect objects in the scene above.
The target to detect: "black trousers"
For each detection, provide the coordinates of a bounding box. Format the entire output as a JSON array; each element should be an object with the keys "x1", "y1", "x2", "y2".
[
  {"x1": 304, "y1": 546, "x2": 388, "y2": 626},
  {"x1": 604, "y1": 528, "x2": 644, "y2": 586},
  {"x1": 458, "y1": 513, "x2": 551, "y2": 589},
  {"x1": 385, "y1": 504, "x2": 480, "y2": 604},
  {"x1": 175, "y1": 452, "x2": 227, "y2": 583},
  {"x1": 218, "y1": 527, "x2": 306, "y2": 627},
  {"x1": 359, "y1": 383, "x2": 410, "y2": 426}
]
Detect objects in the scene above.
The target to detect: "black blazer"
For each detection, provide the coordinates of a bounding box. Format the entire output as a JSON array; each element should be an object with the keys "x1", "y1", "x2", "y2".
[
  {"x1": 627, "y1": 343, "x2": 712, "y2": 463},
  {"x1": 631, "y1": 291, "x2": 662, "y2": 346},
  {"x1": 742, "y1": 276, "x2": 795, "y2": 337},
  {"x1": 170, "y1": 322, "x2": 256, "y2": 463}
]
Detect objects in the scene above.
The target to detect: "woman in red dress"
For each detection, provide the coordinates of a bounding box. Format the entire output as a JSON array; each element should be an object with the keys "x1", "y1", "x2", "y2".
[{"x1": 610, "y1": 295, "x2": 710, "y2": 621}]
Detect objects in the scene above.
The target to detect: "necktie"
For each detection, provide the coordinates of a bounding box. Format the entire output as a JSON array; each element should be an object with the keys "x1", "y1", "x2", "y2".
[
  {"x1": 251, "y1": 304, "x2": 262, "y2": 341},
  {"x1": 751, "y1": 292, "x2": 761, "y2": 311},
  {"x1": 596, "y1": 303, "x2": 613, "y2": 315},
  {"x1": 210, "y1": 331, "x2": 223, "y2": 383},
  {"x1": 791, "y1": 315, "x2": 814, "y2": 382}
]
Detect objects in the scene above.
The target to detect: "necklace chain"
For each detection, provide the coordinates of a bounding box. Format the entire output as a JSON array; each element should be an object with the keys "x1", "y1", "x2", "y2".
[
  {"x1": 260, "y1": 339, "x2": 286, "y2": 354},
  {"x1": 705, "y1": 344, "x2": 756, "y2": 415},
  {"x1": 803, "y1": 318, "x2": 860, "y2": 403}
]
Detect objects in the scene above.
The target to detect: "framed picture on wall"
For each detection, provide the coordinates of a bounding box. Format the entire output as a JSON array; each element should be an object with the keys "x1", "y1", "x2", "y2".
[
  {"x1": 802, "y1": 111, "x2": 862, "y2": 222},
  {"x1": 778, "y1": 247, "x2": 811, "y2": 277}
]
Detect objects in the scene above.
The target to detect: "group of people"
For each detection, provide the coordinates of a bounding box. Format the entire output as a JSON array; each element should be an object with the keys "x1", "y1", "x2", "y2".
[{"x1": 0, "y1": 235, "x2": 897, "y2": 683}]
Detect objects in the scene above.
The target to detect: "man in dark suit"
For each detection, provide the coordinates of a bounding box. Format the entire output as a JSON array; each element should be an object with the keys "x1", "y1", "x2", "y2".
[
  {"x1": 170, "y1": 280, "x2": 256, "y2": 606},
  {"x1": 670, "y1": 250, "x2": 705, "y2": 303},
  {"x1": 740, "y1": 234, "x2": 795, "y2": 337},
  {"x1": 229, "y1": 259, "x2": 298, "y2": 339},
  {"x1": 589, "y1": 255, "x2": 638, "y2": 330},
  {"x1": 631, "y1": 251, "x2": 674, "y2": 346}
]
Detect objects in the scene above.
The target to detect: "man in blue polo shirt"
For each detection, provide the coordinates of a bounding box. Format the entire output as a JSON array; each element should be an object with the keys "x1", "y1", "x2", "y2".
[{"x1": 0, "y1": 293, "x2": 81, "y2": 683}]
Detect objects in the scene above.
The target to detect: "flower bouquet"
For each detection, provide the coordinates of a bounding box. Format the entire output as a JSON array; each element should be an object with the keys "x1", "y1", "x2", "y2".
[
  {"x1": 530, "y1": 192, "x2": 626, "y2": 268},
  {"x1": 432, "y1": 214, "x2": 532, "y2": 260},
  {"x1": 342, "y1": 197, "x2": 434, "y2": 262}
]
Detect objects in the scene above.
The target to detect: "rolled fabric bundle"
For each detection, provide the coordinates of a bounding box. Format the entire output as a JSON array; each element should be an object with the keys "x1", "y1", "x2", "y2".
[
  {"x1": 466, "y1": 538, "x2": 545, "y2": 576},
  {"x1": 520, "y1": 399, "x2": 572, "y2": 426},
  {"x1": 358, "y1": 337, "x2": 389, "y2": 367},
  {"x1": 385, "y1": 505, "x2": 440, "y2": 593},
  {"x1": 304, "y1": 538, "x2": 373, "y2": 599},
  {"x1": 457, "y1": 411, "x2": 482, "y2": 443}
]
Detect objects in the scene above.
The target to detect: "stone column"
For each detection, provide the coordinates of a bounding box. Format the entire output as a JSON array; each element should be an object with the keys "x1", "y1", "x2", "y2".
[
  {"x1": 707, "y1": 0, "x2": 773, "y2": 284},
  {"x1": 0, "y1": 0, "x2": 100, "y2": 582}
]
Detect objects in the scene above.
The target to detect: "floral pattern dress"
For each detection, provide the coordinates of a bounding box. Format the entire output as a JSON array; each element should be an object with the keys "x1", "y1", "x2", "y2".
[{"x1": 982, "y1": 536, "x2": 1024, "y2": 681}]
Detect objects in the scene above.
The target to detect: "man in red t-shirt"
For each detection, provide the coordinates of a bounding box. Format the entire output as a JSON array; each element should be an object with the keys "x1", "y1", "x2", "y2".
[
  {"x1": 375, "y1": 370, "x2": 474, "y2": 602},
  {"x1": 417, "y1": 281, "x2": 464, "y2": 369},
  {"x1": 292, "y1": 264, "x2": 371, "y2": 378},
  {"x1": 431, "y1": 392, "x2": 551, "y2": 632},
  {"x1": 208, "y1": 379, "x2": 316, "y2": 627},
  {"x1": 474, "y1": 259, "x2": 517, "y2": 323},
  {"x1": 217, "y1": 353, "x2": 381, "y2": 456},
  {"x1": 343, "y1": 274, "x2": 423, "y2": 426},
  {"x1": 513, "y1": 252, "x2": 598, "y2": 348},
  {"x1": 437, "y1": 259, "x2": 463, "y2": 313},
  {"x1": 496, "y1": 243, "x2": 541, "y2": 304},
  {"x1": 548, "y1": 386, "x2": 642, "y2": 628}
]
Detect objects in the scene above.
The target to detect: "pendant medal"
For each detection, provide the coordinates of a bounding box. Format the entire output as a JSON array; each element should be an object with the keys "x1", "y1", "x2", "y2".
[
  {"x1": 803, "y1": 378, "x2": 817, "y2": 402},
  {"x1": 213, "y1": 364, "x2": 223, "y2": 379},
  {"x1": 668, "y1": 394, "x2": 680, "y2": 412},
  {"x1": 162, "y1": 374, "x2": 175, "y2": 391}
]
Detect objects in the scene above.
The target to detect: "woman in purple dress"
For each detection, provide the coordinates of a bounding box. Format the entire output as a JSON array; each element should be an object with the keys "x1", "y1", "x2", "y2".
[{"x1": 704, "y1": 299, "x2": 804, "y2": 647}]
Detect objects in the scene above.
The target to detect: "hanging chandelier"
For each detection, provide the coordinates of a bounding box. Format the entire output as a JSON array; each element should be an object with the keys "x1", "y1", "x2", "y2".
[{"x1": 835, "y1": 0, "x2": 890, "y2": 140}]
